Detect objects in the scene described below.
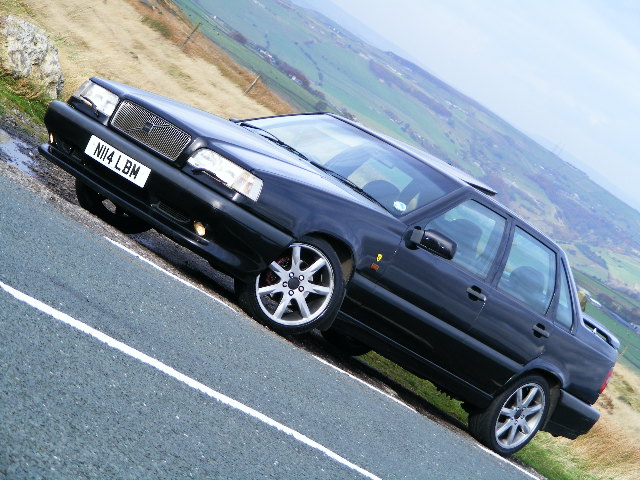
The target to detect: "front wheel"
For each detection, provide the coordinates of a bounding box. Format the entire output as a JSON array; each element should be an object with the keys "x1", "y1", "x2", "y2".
[
  {"x1": 237, "y1": 237, "x2": 345, "y2": 334},
  {"x1": 468, "y1": 375, "x2": 550, "y2": 456}
]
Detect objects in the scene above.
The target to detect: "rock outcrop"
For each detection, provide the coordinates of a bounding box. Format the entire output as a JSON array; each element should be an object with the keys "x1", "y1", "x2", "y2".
[{"x1": 0, "y1": 15, "x2": 64, "y2": 99}]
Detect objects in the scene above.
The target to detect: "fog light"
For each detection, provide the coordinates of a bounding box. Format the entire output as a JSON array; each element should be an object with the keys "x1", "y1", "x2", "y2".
[{"x1": 194, "y1": 221, "x2": 206, "y2": 236}]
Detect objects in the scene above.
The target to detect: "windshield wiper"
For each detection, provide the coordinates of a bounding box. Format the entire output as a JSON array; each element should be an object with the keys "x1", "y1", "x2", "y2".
[
  {"x1": 236, "y1": 122, "x2": 388, "y2": 212},
  {"x1": 309, "y1": 162, "x2": 390, "y2": 212},
  {"x1": 237, "y1": 122, "x2": 310, "y2": 162}
]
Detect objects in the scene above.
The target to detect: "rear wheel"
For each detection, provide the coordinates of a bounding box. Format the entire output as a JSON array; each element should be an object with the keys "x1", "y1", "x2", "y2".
[
  {"x1": 237, "y1": 237, "x2": 345, "y2": 334},
  {"x1": 468, "y1": 375, "x2": 550, "y2": 456},
  {"x1": 75, "y1": 179, "x2": 150, "y2": 234}
]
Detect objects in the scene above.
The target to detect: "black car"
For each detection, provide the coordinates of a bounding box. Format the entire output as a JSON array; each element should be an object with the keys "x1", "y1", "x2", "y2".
[{"x1": 40, "y1": 78, "x2": 618, "y2": 455}]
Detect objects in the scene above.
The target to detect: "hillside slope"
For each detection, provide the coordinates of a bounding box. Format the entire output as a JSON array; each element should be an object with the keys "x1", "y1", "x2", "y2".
[
  {"x1": 175, "y1": 0, "x2": 640, "y2": 297},
  {"x1": 0, "y1": 0, "x2": 288, "y2": 118},
  {"x1": 1, "y1": 0, "x2": 637, "y2": 306}
]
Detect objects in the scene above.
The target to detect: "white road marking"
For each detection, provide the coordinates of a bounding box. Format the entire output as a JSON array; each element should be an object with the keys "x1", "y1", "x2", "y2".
[
  {"x1": 314, "y1": 361, "x2": 540, "y2": 480},
  {"x1": 103, "y1": 237, "x2": 237, "y2": 312},
  {"x1": 0, "y1": 280, "x2": 382, "y2": 480},
  {"x1": 104, "y1": 238, "x2": 538, "y2": 479},
  {"x1": 313, "y1": 355, "x2": 416, "y2": 412},
  {"x1": 475, "y1": 445, "x2": 540, "y2": 480}
]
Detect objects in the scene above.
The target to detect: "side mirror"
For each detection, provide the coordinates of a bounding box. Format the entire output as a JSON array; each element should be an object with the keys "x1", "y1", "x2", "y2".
[{"x1": 409, "y1": 228, "x2": 457, "y2": 260}]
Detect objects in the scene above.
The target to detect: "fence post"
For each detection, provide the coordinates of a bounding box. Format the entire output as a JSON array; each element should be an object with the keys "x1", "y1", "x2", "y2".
[
  {"x1": 244, "y1": 74, "x2": 261, "y2": 95},
  {"x1": 181, "y1": 22, "x2": 202, "y2": 49}
]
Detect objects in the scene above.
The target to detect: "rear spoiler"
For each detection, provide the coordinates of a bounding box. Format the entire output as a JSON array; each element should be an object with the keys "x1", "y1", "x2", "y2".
[{"x1": 582, "y1": 314, "x2": 620, "y2": 350}]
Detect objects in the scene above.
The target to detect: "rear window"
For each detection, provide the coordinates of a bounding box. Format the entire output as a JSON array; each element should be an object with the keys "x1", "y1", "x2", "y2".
[{"x1": 555, "y1": 262, "x2": 575, "y2": 329}]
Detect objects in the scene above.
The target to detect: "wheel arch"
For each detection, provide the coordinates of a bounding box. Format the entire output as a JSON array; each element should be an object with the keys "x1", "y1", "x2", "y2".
[
  {"x1": 303, "y1": 231, "x2": 355, "y2": 283},
  {"x1": 521, "y1": 367, "x2": 563, "y2": 390}
]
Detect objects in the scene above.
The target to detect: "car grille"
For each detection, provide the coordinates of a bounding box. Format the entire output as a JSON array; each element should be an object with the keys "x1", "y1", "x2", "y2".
[{"x1": 111, "y1": 100, "x2": 191, "y2": 161}]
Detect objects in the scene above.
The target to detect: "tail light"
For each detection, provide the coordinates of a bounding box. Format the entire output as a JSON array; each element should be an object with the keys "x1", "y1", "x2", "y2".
[{"x1": 599, "y1": 368, "x2": 614, "y2": 393}]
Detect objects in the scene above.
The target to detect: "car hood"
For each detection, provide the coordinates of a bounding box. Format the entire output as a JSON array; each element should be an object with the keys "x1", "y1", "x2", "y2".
[
  {"x1": 95, "y1": 78, "x2": 300, "y2": 163},
  {"x1": 94, "y1": 78, "x2": 386, "y2": 213}
]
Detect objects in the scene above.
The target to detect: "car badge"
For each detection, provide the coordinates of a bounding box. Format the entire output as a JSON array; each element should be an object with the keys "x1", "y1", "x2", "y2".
[
  {"x1": 142, "y1": 121, "x2": 155, "y2": 133},
  {"x1": 127, "y1": 119, "x2": 171, "y2": 135}
]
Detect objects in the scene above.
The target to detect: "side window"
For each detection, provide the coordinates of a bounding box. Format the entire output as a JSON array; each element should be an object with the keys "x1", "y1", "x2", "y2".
[
  {"x1": 555, "y1": 262, "x2": 575, "y2": 329},
  {"x1": 425, "y1": 200, "x2": 506, "y2": 278},
  {"x1": 497, "y1": 228, "x2": 556, "y2": 314}
]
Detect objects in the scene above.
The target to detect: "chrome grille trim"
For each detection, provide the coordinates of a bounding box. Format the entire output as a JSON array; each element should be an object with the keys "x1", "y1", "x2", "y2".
[{"x1": 111, "y1": 100, "x2": 191, "y2": 160}]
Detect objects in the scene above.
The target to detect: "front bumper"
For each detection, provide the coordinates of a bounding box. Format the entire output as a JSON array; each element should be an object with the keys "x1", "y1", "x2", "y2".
[
  {"x1": 39, "y1": 101, "x2": 293, "y2": 280},
  {"x1": 543, "y1": 389, "x2": 600, "y2": 439}
]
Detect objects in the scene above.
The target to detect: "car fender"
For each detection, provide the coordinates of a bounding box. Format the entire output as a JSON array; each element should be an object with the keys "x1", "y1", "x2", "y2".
[{"x1": 519, "y1": 357, "x2": 568, "y2": 390}]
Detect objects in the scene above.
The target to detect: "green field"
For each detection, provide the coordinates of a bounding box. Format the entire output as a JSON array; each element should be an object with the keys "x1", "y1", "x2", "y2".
[
  {"x1": 573, "y1": 270, "x2": 640, "y2": 373},
  {"x1": 171, "y1": 0, "x2": 640, "y2": 310},
  {"x1": 595, "y1": 249, "x2": 640, "y2": 289},
  {"x1": 586, "y1": 304, "x2": 640, "y2": 373}
]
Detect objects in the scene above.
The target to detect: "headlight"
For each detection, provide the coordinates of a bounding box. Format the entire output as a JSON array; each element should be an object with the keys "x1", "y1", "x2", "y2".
[
  {"x1": 188, "y1": 149, "x2": 263, "y2": 201},
  {"x1": 72, "y1": 80, "x2": 119, "y2": 117}
]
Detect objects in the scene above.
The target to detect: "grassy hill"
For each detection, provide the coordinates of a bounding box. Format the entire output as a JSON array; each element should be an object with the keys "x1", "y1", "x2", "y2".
[{"x1": 173, "y1": 0, "x2": 640, "y2": 318}]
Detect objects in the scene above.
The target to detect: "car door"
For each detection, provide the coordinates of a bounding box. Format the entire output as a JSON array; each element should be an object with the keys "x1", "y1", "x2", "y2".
[
  {"x1": 462, "y1": 225, "x2": 558, "y2": 393},
  {"x1": 361, "y1": 196, "x2": 509, "y2": 377}
]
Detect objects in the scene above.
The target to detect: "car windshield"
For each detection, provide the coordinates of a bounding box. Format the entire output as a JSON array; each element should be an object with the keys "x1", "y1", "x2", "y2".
[{"x1": 247, "y1": 115, "x2": 458, "y2": 216}]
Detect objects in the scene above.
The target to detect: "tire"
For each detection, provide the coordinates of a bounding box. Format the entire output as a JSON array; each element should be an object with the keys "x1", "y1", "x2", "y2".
[
  {"x1": 237, "y1": 236, "x2": 345, "y2": 334},
  {"x1": 75, "y1": 179, "x2": 151, "y2": 234},
  {"x1": 321, "y1": 328, "x2": 370, "y2": 356},
  {"x1": 468, "y1": 375, "x2": 550, "y2": 456}
]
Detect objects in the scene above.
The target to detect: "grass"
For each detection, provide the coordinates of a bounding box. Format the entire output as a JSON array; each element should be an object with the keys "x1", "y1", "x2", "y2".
[
  {"x1": 141, "y1": 16, "x2": 172, "y2": 38},
  {"x1": 0, "y1": 72, "x2": 50, "y2": 123},
  {"x1": 515, "y1": 436, "x2": 598, "y2": 480},
  {"x1": 360, "y1": 352, "x2": 468, "y2": 423},
  {"x1": 175, "y1": 4, "x2": 322, "y2": 112},
  {"x1": 585, "y1": 304, "x2": 640, "y2": 373},
  {"x1": 126, "y1": 0, "x2": 293, "y2": 115},
  {"x1": 596, "y1": 249, "x2": 640, "y2": 290},
  {"x1": 0, "y1": 0, "x2": 34, "y2": 15}
]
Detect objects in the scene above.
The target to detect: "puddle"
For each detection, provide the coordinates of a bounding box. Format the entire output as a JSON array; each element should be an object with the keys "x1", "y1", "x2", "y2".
[{"x1": 0, "y1": 127, "x2": 37, "y2": 175}]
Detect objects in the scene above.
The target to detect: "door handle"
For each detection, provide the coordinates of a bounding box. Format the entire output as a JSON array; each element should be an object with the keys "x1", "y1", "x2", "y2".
[
  {"x1": 532, "y1": 323, "x2": 550, "y2": 338},
  {"x1": 466, "y1": 286, "x2": 486, "y2": 302}
]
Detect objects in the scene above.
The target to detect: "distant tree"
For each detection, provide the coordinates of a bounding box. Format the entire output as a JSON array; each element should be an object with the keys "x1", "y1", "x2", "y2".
[
  {"x1": 282, "y1": 65, "x2": 310, "y2": 87},
  {"x1": 314, "y1": 100, "x2": 329, "y2": 112},
  {"x1": 231, "y1": 31, "x2": 247, "y2": 44}
]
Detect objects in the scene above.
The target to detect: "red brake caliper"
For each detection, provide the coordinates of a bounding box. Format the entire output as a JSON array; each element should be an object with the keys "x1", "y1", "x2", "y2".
[{"x1": 262, "y1": 255, "x2": 291, "y2": 288}]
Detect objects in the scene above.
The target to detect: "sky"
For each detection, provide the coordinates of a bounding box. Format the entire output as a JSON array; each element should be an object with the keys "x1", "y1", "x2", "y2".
[{"x1": 293, "y1": 0, "x2": 640, "y2": 212}]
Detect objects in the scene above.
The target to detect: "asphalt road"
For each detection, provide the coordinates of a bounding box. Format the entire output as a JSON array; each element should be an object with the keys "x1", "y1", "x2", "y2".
[{"x1": 0, "y1": 163, "x2": 539, "y2": 480}]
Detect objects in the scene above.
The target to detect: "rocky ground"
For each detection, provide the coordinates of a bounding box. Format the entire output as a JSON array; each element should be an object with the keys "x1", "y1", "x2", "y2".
[{"x1": 0, "y1": 109, "x2": 75, "y2": 200}]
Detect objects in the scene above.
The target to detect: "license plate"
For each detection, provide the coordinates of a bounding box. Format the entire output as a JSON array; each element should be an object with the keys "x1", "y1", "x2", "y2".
[{"x1": 84, "y1": 135, "x2": 151, "y2": 188}]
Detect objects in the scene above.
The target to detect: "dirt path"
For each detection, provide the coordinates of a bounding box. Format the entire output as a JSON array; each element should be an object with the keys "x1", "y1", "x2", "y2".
[{"x1": 12, "y1": 0, "x2": 277, "y2": 118}]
